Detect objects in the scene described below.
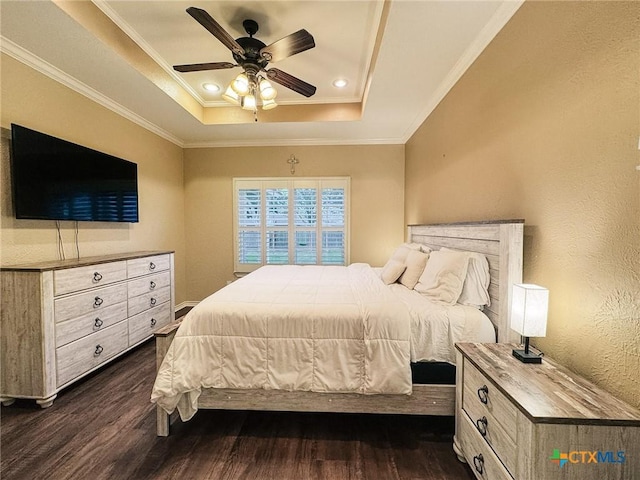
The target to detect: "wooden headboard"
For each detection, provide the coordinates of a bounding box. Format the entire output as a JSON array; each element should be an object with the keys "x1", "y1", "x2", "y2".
[{"x1": 408, "y1": 220, "x2": 524, "y2": 343}]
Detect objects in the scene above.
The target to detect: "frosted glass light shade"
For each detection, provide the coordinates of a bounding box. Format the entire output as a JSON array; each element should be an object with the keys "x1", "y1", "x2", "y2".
[
  {"x1": 242, "y1": 93, "x2": 256, "y2": 111},
  {"x1": 221, "y1": 85, "x2": 241, "y2": 105},
  {"x1": 261, "y1": 98, "x2": 278, "y2": 110},
  {"x1": 231, "y1": 73, "x2": 250, "y2": 95},
  {"x1": 511, "y1": 284, "x2": 548, "y2": 337},
  {"x1": 259, "y1": 79, "x2": 277, "y2": 100}
]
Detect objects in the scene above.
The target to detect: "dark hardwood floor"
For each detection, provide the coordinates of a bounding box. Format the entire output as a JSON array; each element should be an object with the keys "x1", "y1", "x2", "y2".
[{"x1": 0, "y1": 340, "x2": 475, "y2": 480}]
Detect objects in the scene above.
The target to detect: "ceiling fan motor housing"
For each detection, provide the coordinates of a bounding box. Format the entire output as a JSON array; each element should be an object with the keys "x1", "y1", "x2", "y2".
[{"x1": 234, "y1": 36, "x2": 269, "y2": 69}]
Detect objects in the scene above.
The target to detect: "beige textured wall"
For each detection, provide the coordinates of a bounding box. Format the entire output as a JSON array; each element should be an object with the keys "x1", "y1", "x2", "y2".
[
  {"x1": 405, "y1": 2, "x2": 640, "y2": 408},
  {"x1": 184, "y1": 145, "x2": 405, "y2": 300},
  {"x1": 0, "y1": 54, "x2": 187, "y2": 305}
]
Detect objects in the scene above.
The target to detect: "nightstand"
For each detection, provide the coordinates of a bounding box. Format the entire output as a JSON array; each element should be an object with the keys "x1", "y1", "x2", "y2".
[{"x1": 453, "y1": 343, "x2": 640, "y2": 480}]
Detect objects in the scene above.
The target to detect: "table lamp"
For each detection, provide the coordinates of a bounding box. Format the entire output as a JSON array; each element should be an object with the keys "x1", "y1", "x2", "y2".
[{"x1": 511, "y1": 284, "x2": 548, "y2": 364}]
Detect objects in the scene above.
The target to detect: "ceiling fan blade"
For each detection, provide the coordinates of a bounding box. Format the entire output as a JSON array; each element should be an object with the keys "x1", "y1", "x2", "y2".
[
  {"x1": 260, "y1": 29, "x2": 315, "y2": 63},
  {"x1": 186, "y1": 7, "x2": 245, "y2": 57},
  {"x1": 266, "y1": 68, "x2": 316, "y2": 97},
  {"x1": 173, "y1": 62, "x2": 236, "y2": 73}
]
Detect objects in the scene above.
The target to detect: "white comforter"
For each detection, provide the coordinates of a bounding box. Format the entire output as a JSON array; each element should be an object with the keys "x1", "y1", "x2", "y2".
[
  {"x1": 151, "y1": 264, "x2": 412, "y2": 420},
  {"x1": 385, "y1": 283, "x2": 496, "y2": 364}
]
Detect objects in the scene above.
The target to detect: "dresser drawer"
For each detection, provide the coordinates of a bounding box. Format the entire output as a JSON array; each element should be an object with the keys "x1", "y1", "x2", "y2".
[
  {"x1": 127, "y1": 254, "x2": 170, "y2": 279},
  {"x1": 129, "y1": 302, "x2": 171, "y2": 346},
  {"x1": 459, "y1": 412, "x2": 513, "y2": 480},
  {"x1": 56, "y1": 320, "x2": 129, "y2": 387},
  {"x1": 463, "y1": 359, "x2": 517, "y2": 475},
  {"x1": 55, "y1": 283, "x2": 128, "y2": 323},
  {"x1": 55, "y1": 302, "x2": 128, "y2": 347},
  {"x1": 128, "y1": 271, "x2": 171, "y2": 299},
  {"x1": 53, "y1": 261, "x2": 127, "y2": 296},
  {"x1": 128, "y1": 286, "x2": 171, "y2": 317}
]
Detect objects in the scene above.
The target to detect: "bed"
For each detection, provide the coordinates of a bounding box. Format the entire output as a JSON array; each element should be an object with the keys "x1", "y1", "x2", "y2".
[{"x1": 152, "y1": 220, "x2": 523, "y2": 436}]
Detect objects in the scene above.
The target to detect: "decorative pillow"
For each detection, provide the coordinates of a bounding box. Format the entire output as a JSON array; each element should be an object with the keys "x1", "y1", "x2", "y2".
[
  {"x1": 380, "y1": 259, "x2": 407, "y2": 285},
  {"x1": 389, "y1": 244, "x2": 413, "y2": 264},
  {"x1": 405, "y1": 242, "x2": 432, "y2": 254},
  {"x1": 399, "y1": 249, "x2": 429, "y2": 289},
  {"x1": 414, "y1": 249, "x2": 470, "y2": 305},
  {"x1": 441, "y1": 248, "x2": 491, "y2": 308}
]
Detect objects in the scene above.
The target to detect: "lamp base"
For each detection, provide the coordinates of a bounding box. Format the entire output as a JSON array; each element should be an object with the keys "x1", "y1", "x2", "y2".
[{"x1": 512, "y1": 349, "x2": 542, "y2": 364}]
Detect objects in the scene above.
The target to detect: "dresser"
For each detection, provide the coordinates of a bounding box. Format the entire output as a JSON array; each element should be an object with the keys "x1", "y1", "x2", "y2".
[
  {"x1": 1, "y1": 251, "x2": 174, "y2": 408},
  {"x1": 454, "y1": 343, "x2": 640, "y2": 480}
]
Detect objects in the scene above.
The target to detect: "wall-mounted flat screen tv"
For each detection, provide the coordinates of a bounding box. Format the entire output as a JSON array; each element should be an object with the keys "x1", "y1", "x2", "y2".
[{"x1": 10, "y1": 124, "x2": 139, "y2": 223}]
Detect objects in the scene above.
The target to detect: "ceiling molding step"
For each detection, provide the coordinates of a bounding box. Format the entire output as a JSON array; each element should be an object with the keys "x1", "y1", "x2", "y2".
[
  {"x1": 184, "y1": 137, "x2": 404, "y2": 149},
  {"x1": 91, "y1": 0, "x2": 207, "y2": 107},
  {"x1": 0, "y1": 36, "x2": 184, "y2": 148},
  {"x1": 400, "y1": 0, "x2": 525, "y2": 143}
]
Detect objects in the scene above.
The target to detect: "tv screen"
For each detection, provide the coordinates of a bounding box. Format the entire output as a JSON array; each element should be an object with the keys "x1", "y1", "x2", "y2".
[{"x1": 10, "y1": 124, "x2": 139, "y2": 223}]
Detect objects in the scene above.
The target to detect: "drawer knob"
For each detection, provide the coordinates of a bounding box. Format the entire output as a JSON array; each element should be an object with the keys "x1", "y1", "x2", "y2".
[
  {"x1": 94, "y1": 318, "x2": 104, "y2": 328},
  {"x1": 150, "y1": 297, "x2": 157, "y2": 307},
  {"x1": 93, "y1": 272, "x2": 103, "y2": 282},
  {"x1": 473, "y1": 454, "x2": 484, "y2": 475},
  {"x1": 477, "y1": 385, "x2": 489, "y2": 404},
  {"x1": 94, "y1": 345, "x2": 104, "y2": 356},
  {"x1": 149, "y1": 262, "x2": 156, "y2": 271},
  {"x1": 93, "y1": 296, "x2": 104, "y2": 308},
  {"x1": 150, "y1": 318, "x2": 157, "y2": 327},
  {"x1": 476, "y1": 416, "x2": 488, "y2": 437},
  {"x1": 150, "y1": 280, "x2": 156, "y2": 289}
]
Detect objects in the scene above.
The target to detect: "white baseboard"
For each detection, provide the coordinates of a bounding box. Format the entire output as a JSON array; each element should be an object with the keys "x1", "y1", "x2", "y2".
[{"x1": 175, "y1": 301, "x2": 199, "y2": 312}]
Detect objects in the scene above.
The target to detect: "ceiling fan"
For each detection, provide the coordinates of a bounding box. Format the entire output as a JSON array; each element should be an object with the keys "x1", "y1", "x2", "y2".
[{"x1": 173, "y1": 7, "x2": 317, "y2": 110}]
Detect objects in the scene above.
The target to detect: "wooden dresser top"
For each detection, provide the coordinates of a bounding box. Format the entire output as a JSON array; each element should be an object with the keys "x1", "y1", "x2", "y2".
[
  {"x1": 0, "y1": 251, "x2": 174, "y2": 272},
  {"x1": 457, "y1": 342, "x2": 640, "y2": 426}
]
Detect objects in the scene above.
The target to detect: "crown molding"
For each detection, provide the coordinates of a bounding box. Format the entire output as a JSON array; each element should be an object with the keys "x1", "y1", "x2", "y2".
[
  {"x1": 184, "y1": 137, "x2": 404, "y2": 148},
  {"x1": 0, "y1": 36, "x2": 184, "y2": 147},
  {"x1": 400, "y1": 0, "x2": 525, "y2": 143}
]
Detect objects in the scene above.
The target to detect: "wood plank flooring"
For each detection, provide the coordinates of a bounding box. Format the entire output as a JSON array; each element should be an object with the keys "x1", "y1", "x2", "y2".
[{"x1": 1, "y1": 340, "x2": 475, "y2": 480}]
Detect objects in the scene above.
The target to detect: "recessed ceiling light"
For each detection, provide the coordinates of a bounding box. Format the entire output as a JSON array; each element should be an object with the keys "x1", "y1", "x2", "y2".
[
  {"x1": 332, "y1": 79, "x2": 348, "y2": 88},
  {"x1": 202, "y1": 83, "x2": 220, "y2": 93}
]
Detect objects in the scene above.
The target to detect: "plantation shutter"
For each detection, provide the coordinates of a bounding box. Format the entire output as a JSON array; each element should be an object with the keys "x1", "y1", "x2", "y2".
[{"x1": 233, "y1": 178, "x2": 349, "y2": 273}]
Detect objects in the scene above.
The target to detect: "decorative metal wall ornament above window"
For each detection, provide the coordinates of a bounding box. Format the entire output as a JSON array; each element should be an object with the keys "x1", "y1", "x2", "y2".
[{"x1": 286, "y1": 155, "x2": 300, "y2": 175}]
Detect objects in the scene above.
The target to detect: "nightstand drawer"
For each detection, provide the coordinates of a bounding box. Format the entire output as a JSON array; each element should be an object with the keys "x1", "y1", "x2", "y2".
[
  {"x1": 459, "y1": 412, "x2": 513, "y2": 480},
  {"x1": 463, "y1": 359, "x2": 517, "y2": 474}
]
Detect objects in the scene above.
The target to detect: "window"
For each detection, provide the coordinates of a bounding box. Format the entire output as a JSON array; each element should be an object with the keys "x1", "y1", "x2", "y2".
[{"x1": 234, "y1": 178, "x2": 350, "y2": 272}]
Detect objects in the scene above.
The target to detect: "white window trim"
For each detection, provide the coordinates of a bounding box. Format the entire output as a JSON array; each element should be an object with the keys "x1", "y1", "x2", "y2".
[{"x1": 233, "y1": 177, "x2": 351, "y2": 273}]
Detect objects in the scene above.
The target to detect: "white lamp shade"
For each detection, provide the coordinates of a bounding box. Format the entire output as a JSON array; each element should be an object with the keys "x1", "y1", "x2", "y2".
[
  {"x1": 221, "y1": 85, "x2": 241, "y2": 105},
  {"x1": 241, "y1": 93, "x2": 256, "y2": 111},
  {"x1": 261, "y1": 98, "x2": 278, "y2": 110},
  {"x1": 231, "y1": 73, "x2": 250, "y2": 96},
  {"x1": 510, "y1": 284, "x2": 548, "y2": 337},
  {"x1": 259, "y1": 79, "x2": 277, "y2": 100}
]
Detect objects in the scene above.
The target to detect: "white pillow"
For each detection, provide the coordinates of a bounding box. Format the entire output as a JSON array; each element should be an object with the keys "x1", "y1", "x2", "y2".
[
  {"x1": 389, "y1": 244, "x2": 412, "y2": 264},
  {"x1": 441, "y1": 248, "x2": 491, "y2": 308},
  {"x1": 380, "y1": 259, "x2": 406, "y2": 285},
  {"x1": 405, "y1": 242, "x2": 432, "y2": 254},
  {"x1": 399, "y1": 249, "x2": 429, "y2": 289},
  {"x1": 414, "y1": 249, "x2": 470, "y2": 305}
]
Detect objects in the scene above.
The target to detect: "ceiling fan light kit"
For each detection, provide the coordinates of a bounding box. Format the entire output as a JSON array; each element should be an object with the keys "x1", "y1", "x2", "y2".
[{"x1": 173, "y1": 6, "x2": 316, "y2": 119}]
